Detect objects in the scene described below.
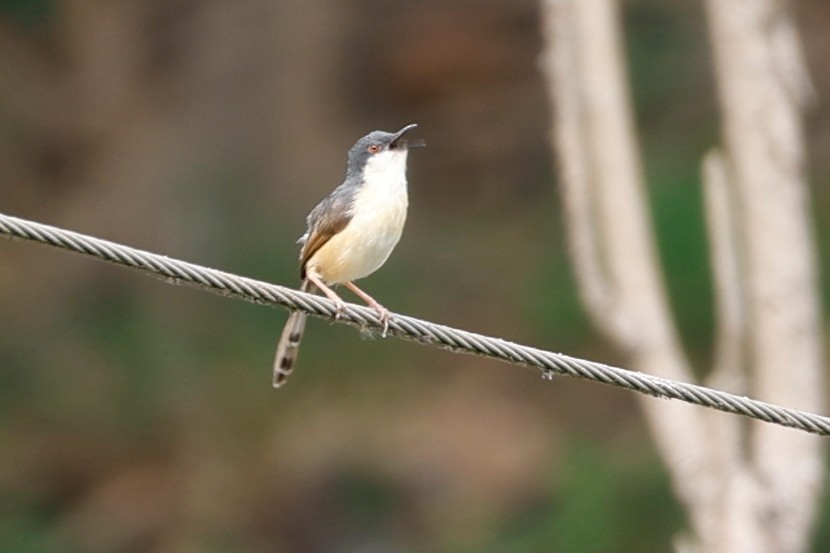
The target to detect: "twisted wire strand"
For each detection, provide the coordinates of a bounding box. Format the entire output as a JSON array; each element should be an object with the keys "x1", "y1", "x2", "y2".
[{"x1": 2, "y1": 211, "x2": 829, "y2": 436}]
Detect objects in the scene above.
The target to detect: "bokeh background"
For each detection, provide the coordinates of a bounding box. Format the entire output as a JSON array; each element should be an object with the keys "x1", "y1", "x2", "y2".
[{"x1": 1, "y1": 0, "x2": 829, "y2": 551}]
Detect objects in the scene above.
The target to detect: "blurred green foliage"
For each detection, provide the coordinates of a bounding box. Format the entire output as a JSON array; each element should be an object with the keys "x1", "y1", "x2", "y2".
[
  {"x1": 478, "y1": 439, "x2": 684, "y2": 553},
  {"x1": 0, "y1": 0, "x2": 53, "y2": 27}
]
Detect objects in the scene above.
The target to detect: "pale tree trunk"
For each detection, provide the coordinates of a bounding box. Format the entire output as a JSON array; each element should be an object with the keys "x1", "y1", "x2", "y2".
[
  {"x1": 705, "y1": 1, "x2": 824, "y2": 551},
  {"x1": 539, "y1": 1, "x2": 824, "y2": 552}
]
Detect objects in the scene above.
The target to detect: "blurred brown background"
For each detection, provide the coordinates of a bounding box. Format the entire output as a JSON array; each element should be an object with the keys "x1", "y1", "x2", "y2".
[{"x1": 1, "y1": 0, "x2": 829, "y2": 551}]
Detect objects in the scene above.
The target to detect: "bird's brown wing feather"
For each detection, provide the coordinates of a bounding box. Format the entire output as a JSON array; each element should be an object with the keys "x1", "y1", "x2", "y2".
[{"x1": 299, "y1": 186, "x2": 354, "y2": 277}]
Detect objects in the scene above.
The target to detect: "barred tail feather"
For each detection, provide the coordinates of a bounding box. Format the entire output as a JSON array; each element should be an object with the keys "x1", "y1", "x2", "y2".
[
  {"x1": 273, "y1": 311, "x2": 307, "y2": 387},
  {"x1": 272, "y1": 280, "x2": 316, "y2": 388}
]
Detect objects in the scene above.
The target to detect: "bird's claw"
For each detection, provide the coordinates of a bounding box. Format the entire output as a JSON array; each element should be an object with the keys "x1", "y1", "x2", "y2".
[
  {"x1": 333, "y1": 300, "x2": 347, "y2": 320},
  {"x1": 376, "y1": 307, "x2": 391, "y2": 337}
]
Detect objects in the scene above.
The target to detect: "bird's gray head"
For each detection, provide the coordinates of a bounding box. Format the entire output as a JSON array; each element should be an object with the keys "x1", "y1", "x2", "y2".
[{"x1": 346, "y1": 123, "x2": 420, "y2": 177}]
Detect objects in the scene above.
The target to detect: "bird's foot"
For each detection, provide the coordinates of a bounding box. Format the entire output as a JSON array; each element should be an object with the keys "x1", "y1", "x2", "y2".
[
  {"x1": 375, "y1": 305, "x2": 391, "y2": 337},
  {"x1": 343, "y1": 281, "x2": 392, "y2": 337},
  {"x1": 333, "y1": 299, "x2": 347, "y2": 320}
]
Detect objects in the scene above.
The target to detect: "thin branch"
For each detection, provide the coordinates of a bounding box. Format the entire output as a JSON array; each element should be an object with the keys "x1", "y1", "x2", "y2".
[
  {"x1": 541, "y1": 0, "x2": 617, "y2": 337},
  {"x1": 703, "y1": 150, "x2": 746, "y2": 393}
]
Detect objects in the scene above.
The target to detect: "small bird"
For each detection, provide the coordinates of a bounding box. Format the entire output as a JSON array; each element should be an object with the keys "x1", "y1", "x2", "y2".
[{"x1": 273, "y1": 123, "x2": 422, "y2": 387}]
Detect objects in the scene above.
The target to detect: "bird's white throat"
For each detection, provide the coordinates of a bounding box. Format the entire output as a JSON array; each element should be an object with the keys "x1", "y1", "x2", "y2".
[
  {"x1": 362, "y1": 149, "x2": 409, "y2": 192},
  {"x1": 354, "y1": 149, "x2": 409, "y2": 217}
]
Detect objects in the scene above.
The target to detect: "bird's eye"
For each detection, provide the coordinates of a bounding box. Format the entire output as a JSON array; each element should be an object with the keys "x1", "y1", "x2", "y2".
[{"x1": 367, "y1": 144, "x2": 381, "y2": 153}]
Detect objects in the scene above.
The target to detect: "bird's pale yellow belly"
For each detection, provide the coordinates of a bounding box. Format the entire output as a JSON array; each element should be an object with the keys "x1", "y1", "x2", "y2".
[{"x1": 306, "y1": 175, "x2": 408, "y2": 284}]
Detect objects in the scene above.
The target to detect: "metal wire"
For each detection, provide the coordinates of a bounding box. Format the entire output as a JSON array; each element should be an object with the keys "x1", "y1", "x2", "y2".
[{"x1": 2, "y1": 211, "x2": 829, "y2": 436}]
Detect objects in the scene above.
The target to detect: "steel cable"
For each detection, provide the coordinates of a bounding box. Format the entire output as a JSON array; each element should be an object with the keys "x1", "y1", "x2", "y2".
[{"x1": 1, "y1": 211, "x2": 828, "y2": 436}]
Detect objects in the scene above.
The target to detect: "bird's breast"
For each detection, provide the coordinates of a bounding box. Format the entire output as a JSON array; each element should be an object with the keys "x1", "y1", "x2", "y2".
[{"x1": 307, "y1": 168, "x2": 409, "y2": 284}]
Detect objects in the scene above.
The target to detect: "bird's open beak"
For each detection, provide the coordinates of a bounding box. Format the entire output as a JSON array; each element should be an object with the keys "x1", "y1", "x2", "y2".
[{"x1": 390, "y1": 123, "x2": 421, "y2": 150}]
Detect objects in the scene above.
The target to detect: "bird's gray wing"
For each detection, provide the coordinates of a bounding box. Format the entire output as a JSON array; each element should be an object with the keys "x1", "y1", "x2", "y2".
[{"x1": 299, "y1": 183, "x2": 354, "y2": 277}]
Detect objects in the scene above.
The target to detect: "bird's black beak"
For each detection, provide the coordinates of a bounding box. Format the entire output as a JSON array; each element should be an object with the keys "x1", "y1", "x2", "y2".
[{"x1": 390, "y1": 123, "x2": 421, "y2": 150}]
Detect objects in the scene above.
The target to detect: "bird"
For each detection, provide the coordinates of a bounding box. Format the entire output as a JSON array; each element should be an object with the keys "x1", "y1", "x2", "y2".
[{"x1": 272, "y1": 123, "x2": 422, "y2": 387}]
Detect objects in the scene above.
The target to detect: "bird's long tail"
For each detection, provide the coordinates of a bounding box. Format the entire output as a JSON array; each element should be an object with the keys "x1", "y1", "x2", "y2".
[{"x1": 273, "y1": 279, "x2": 317, "y2": 387}]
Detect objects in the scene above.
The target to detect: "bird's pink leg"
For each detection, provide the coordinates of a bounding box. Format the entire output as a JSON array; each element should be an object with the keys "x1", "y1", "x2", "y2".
[
  {"x1": 306, "y1": 271, "x2": 346, "y2": 318},
  {"x1": 344, "y1": 281, "x2": 391, "y2": 336}
]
